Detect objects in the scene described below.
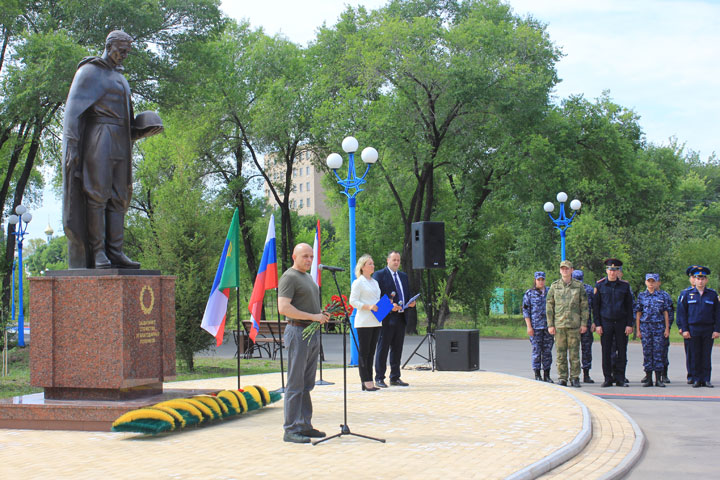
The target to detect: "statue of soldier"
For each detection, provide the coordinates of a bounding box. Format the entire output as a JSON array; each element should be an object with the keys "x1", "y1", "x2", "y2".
[{"x1": 62, "y1": 30, "x2": 162, "y2": 269}]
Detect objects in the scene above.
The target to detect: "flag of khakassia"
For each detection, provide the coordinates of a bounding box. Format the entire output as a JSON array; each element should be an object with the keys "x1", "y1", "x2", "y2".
[{"x1": 201, "y1": 208, "x2": 241, "y2": 346}]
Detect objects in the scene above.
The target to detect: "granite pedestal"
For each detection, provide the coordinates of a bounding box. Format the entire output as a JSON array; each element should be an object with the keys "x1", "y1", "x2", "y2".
[{"x1": 0, "y1": 270, "x2": 181, "y2": 431}]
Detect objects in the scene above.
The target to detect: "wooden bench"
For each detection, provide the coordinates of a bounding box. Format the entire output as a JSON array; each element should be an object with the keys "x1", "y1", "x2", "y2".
[{"x1": 241, "y1": 320, "x2": 287, "y2": 359}]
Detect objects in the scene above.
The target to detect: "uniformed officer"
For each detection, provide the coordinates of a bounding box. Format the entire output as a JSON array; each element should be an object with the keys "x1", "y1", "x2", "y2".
[
  {"x1": 594, "y1": 258, "x2": 634, "y2": 387},
  {"x1": 572, "y1": 269, "x2": 595, "y2": 383},
  {"x1": 676, "y1": 266, "x2": 720, "y2": 388},
  {"x1": 634, "y1": 273, "x2": 671, "y2": 387},
  {"x1": 612, "y1": 267, "x2": 632, "y2": 384},
  {"x1": 678, "y1": 266, "x2": 699, "y2": 384},
  {"x1": 656, "y1": 279, "x2": 674, "y2": 383},
  {"x1": 523, "y1": 271, "x2": 553, "y2": 382},
  {"x1": 546, "y1": 260, "x2": 589, "y2": 387}
]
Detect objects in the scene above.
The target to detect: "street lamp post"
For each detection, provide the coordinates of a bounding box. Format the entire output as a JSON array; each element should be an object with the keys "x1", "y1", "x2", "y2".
[
  {"x1": 544, "y1": 192, "x2": 581, "y2": 261},
  {"x1": 326, "y1": 136, "x2": 378, "y2": 366},
  {"x1": 8, "y1": 204, "x2": 32, "y2": 347}
]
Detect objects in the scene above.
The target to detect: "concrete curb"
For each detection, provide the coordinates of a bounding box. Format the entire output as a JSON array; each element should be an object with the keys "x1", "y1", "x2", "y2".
[
  {"x1": 505, "y1": 385, "x2": 593, "y2": 480},
  {"x1": 597, "y1": 401, "x2": 646, "y2": 480}
]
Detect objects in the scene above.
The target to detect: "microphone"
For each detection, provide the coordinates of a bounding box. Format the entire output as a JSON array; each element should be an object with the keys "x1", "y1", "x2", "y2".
[{"x1": 319, "y1": 264, "x2": 345, "y2": 272}]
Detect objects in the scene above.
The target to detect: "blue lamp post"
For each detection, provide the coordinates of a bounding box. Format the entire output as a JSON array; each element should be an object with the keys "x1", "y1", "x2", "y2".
[
  {"x1": 544, "y1": 192, "x2": 581, "y2": 261},
  {"x1": 326, "y1": 136, "x2": 378, "y2": 366},
  {"x1": 8, "y1": 204, "x2": 32, "y2": 347}
]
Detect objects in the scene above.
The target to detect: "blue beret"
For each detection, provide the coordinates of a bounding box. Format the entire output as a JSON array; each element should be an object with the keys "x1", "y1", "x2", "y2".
[
  {"x1": 572, "y1": 270, "x2": 584, "y2": 280},
  {"x1": 645, "y1": 273, "x2": 659, "y2": 281},
  {"x1": 534, "y1": 271, "x2": 545, "y2": 279}
]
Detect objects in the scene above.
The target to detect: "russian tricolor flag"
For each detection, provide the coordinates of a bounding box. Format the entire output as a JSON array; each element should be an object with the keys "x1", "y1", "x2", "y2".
[
  {"x1": 310, "y1": 220, "x2": 321, "y2": 287},
  {"x1": 248, "y1": 214, "x2": 278, "y2": 342},
  {"x1": 201, "y1": 209, "x2": 241, "y2": 346}
]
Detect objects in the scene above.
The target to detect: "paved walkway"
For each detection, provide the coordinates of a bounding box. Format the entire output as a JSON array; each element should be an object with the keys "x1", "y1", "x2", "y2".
[{"x1": 0, "y1": 368, "x2": 640, "y2": 479}]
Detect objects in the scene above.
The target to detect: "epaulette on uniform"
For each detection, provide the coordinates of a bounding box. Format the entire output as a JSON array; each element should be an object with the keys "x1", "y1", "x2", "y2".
[{"x1": 596, "y1": 278, "x2": 607, "y2": 284}]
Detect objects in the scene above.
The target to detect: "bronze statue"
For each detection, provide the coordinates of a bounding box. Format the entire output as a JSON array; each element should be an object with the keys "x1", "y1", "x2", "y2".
[{"x1": 62, "y1": 31, "x2": 163, "y2": 269}]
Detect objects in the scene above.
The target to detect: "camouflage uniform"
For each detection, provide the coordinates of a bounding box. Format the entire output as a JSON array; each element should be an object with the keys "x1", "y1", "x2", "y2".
[
  {"x1": 634, "y1": 289, "x2": 672, "y2": 372},
  {"x1": 546, "y1": 277, "x2": 589, "y2": 382},
  {"x1": 522, "y1": 286, "x2": 553, "y2": 370}
]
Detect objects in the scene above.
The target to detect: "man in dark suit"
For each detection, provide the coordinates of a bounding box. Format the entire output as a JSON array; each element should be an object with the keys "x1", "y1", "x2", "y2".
[{"x1": 373, "y1": 251, "x2": 416, "y2": 387}]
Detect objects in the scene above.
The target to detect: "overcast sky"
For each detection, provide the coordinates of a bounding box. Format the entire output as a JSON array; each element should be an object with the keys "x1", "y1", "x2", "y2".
[{"x1": 29, "y1": 0, "x2": 720, "y2": 241}]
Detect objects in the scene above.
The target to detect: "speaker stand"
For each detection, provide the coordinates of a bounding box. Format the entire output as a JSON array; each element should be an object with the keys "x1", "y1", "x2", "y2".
[
  {"x1": 402, "y1": 331, "x2": 435, "y2": 370},
  {"x1": 402, "y1": 269, "x2": 436, "y2": 371}
]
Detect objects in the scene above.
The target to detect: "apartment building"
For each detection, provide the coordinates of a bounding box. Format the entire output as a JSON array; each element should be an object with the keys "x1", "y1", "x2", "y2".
[{"x1": 264, "y1": 149, "x2": 331, "y2": 219}]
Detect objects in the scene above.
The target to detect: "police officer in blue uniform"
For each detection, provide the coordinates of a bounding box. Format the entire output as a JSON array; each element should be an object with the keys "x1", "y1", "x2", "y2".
[
  {"x1": 523, "y1": 271, "x2": 553, "y2": 382},
  {"x1": 572, "y1": 270, "x2": 595, "y2": 383},
  {"x1": 678, "y1": 266, "x2": 699, "y2": 384},
  {"x1": 676, "y1": 266, "x2": 720, "y2": 388},
  {"x1": 594, "y1": 258, "x2": 634, "y2": 387},
  {"x1": 634, "y1": 273, "x2": 672, "y2": 387}
]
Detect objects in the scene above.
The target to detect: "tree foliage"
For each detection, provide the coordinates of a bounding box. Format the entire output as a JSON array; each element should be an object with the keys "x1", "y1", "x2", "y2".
[{"x1": 4, "y1": 0, "x2": 720, "y2": 357}]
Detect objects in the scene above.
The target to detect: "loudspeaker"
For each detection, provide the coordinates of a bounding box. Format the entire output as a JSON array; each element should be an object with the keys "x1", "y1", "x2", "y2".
[
  {"x1": 436, "y1": 329, "x2": 479, "y2": 371},
  {"x1": 411, "y1": 221, "x2": 445, "y2": 269}
]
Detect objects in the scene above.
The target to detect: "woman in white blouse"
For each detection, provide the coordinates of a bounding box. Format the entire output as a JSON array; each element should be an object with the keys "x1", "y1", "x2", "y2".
[{"x1": 350, "y1": 254, "x2": 382, "y2": 391}]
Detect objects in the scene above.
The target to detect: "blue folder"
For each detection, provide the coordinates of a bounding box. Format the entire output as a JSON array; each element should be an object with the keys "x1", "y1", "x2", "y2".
[{"x1": 372, "y1": 294, "x2": 394, "y2": 322}]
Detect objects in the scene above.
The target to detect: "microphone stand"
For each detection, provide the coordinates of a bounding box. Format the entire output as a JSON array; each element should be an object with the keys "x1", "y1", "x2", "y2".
[
  {"x1": 316, "y1": 284, "x2": 334, "y2": 386},
  {"x1": 313, "y1": 269, "x2": 385, "y2": 446}
]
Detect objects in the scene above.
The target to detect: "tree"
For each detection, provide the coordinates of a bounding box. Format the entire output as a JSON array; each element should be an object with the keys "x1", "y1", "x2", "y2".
[
  {"x1": 310, "y1": 0, "x2": 560, "y2": 328},
  {"x1": 24, "y1": 235, "x2": 68, "y2": 275}
]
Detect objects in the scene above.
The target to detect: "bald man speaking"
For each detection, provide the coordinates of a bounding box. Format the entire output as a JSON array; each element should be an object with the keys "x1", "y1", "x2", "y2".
[{"x1": 278, "y1": 243, "x2": 330, "y2": 443}]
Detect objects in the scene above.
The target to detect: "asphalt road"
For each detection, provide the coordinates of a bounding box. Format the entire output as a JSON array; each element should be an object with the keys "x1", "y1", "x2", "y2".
[{"x1": 203, "y1": 334, "x2": 720, "y2": 478}]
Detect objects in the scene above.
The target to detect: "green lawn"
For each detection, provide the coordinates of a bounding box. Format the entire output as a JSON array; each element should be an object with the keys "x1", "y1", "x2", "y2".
[
  {"x1": 432, "y1": 313, "x2": 687, "y2": 343},
  {"x1": 0, "y1": 348, "x2": 338, "y2": 399}
]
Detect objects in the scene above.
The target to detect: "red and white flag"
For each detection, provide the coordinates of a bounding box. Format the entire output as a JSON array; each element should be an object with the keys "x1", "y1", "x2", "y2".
[{"x1": 310, "y1": 220, "x2": 321, "y2": 287}]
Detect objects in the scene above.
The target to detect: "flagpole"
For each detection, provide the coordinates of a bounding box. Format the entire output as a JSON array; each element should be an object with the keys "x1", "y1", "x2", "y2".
[
  {"x1": 316, "y1": 284, "x2": 334, "y2": 385},
  {"x1": 236, "y1": 287, "x2": 242, "y2": 389},
  {"x1": 312, "y1": 220, "x2": 332, "y2": 385},
  {"x1": 275, "y1": 287, "x2": 286, "y2": 392},
  {"x1": 235, "y1": 209, "x2": 243, "y2": 390}
]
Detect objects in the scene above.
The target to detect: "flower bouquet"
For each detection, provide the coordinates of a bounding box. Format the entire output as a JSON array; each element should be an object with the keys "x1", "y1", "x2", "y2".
[{"x1": 302, "y1": 294, "x2": 353, "y2": 340}]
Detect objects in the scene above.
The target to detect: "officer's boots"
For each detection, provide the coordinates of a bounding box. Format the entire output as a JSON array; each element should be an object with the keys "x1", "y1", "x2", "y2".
[
  {"x1": 534, "y1": 369, "x2": 542, "y2": 381},
  {"x1": 655, "y1": 371, "x2": 665, "y2": 387},
  {"x1": 583, "y1": 368, "x2": 594, "y2": 383},
  {"x1": 642, "y1": 371, "x2": 653, "y2": 387},
  {"x1": 87, "y1": 206, "x2": 111, "y2": 268},
  {"x1": 662, "y1": 368, "x2": 671, "y2": 384},
  {"x1": 543, "y1": 369, "x2": 553, "y2": 383}
]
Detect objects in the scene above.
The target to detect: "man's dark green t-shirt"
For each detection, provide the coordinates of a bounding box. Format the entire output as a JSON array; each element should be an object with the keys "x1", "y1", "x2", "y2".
[{"x1": 278, "y1": 267, "x2": 321, "y2": 321}]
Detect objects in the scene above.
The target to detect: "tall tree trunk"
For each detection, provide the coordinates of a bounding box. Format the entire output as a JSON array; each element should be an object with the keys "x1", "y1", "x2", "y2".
[
  {"x1": 0, "y1": 122, "x2": 29, "y2": 221},
  {"x1": 0, "y1": 26, "x2": 10, "y2": 75},
  {"x1": 232, "y1": 147, "x2": 257, "y2": 280}
]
